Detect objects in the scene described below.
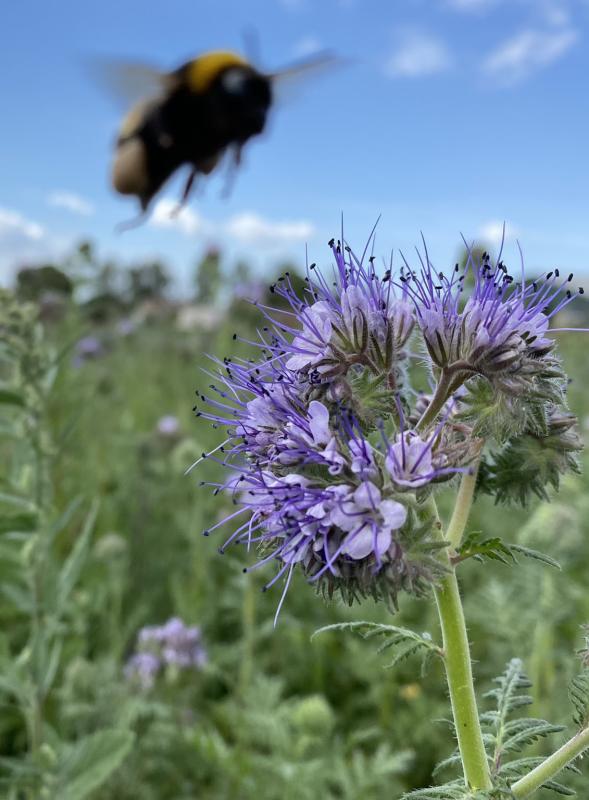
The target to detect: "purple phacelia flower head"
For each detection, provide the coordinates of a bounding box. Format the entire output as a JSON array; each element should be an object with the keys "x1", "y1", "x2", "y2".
[
  {"x1": 195, "y1": 229, "x2": 584, "y2": 620},
  {"x1": 254, "y1": 238, "x2": 415, "y2": 387},
  {"x1": 400, "y1": 238, "x2": 583, "y2": 398},
  {"x1": 192, "y1": 236, "x2": 473, "y2": 619}
]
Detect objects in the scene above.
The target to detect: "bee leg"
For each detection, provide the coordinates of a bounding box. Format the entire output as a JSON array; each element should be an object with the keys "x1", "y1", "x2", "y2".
[
  {"x1": 220, "y1": 145, "x2": 243, "y2": 199},
  {"x1": 171, "y1": 169, "x2": 198, "y2": 217},
  {"x1": 115, "y1": 211, "x2": 148, "y2": 233}
]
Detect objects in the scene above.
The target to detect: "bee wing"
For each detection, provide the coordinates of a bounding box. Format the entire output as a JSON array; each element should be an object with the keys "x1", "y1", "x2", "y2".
[
  {"x1": 268, "y1": 51, "x2": 343, "y2": 103},
  {"x1": 86, "y1": 58, "x2": 177, "y2": 110}
]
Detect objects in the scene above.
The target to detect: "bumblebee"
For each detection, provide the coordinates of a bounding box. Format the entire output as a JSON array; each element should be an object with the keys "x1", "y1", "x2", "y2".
[{"x1": 105, "y1": 50, "x2": 333, "y2": 221}]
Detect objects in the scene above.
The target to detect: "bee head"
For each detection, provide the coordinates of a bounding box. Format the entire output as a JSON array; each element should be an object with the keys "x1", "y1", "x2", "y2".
[{"x1": 219, "y1": 67, "x2": 272, "y2": 136}]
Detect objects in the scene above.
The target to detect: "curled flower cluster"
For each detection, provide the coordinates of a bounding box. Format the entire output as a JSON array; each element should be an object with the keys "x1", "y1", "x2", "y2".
[
  {"x1": 125, "y1": 617, "x2": 207, "y2": 689},
  {"x1": 403, "y1": 246, "x2": 582, "y2": 397},
  {"x1": 194, "y1": 233, "x2": 583, "y2": 618}
]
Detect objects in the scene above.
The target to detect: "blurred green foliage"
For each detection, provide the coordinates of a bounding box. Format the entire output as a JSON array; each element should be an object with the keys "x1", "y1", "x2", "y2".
[{"x1": 2, "y1": 244, "x2": 589, "y2": 797}]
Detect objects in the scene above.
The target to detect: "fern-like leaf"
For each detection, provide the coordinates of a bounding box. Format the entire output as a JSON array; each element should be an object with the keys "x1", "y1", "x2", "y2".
[
  {"x1": 569, "y1": 670, "x2": 589, "y2": 729},
  {"x1": 312, "y1": 622, "x2": 443, "y2": 674},
  {"x1": 420, "y1": 660, "x2": 571, "y2": 799},
  {"x1": 455, "y1": 533, "x2": 560, "y2": 570}
]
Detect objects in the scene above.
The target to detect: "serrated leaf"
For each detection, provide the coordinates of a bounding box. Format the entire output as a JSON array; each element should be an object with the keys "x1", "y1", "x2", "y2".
[
  {"x1": 312, "y1": 621, "x2": 442, "y2": 671},
  {"x1": 502, "y1": 721, "x2": 565, "y2": 753},
  {"x1": 509, "y1": 545, "x2": 560, "y2": 570},
  {"x1": 569, "y1": 670, "x2": 589, "y2": 728},
  {"x1": 55, "y1": 729, "x2": 134, "y2": 800},
  {"x1": 456, "y1": 533, "x2": 560, "y2": 570},
  {"x1": 541, "y1": 780, "x2": 576, "y2": 796}
]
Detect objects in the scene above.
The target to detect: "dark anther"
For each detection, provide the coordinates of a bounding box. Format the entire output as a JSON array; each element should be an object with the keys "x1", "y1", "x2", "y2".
[
  {"x1": 232, "y1": 333, "x2": 237, "y2": 340},
  {"x1": 568, "y1": 273, "x2": 574, "y2": 282},
  {"x1": 328, "y1": 238, "x2": 335, "y2": 247}
]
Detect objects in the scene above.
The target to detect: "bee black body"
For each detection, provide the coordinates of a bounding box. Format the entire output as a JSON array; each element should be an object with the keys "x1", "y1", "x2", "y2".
[{"x1": 112, "y1": 52, "x2": 273, "y2": 212}]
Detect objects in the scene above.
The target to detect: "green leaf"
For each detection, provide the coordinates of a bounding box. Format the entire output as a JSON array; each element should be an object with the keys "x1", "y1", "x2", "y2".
[
  {"x1": 312, "y1": 621, "x2": 442, "y2": 673},
  {"x1": 0, "y1": 492, "x2": 38, "y2": 513},
  {"x1": 0, "y1": 580, "x2": 33, "y2": 613},
  {"x1": 456, "y1": 533, "x2": 560, "y2": 570},
  {"x1": 569, "y1": 670, "x2": 589, "y2": 729},
  {"x1": 55, "y1": 729, "x2": 134, "y2": 800},
  {"x1": 509, "y1": 545, "x2": 561, "y2": 570},
  {"x1": 40, "y1": 639, "x2": 63, "y2": 697},
  {"x1": 0, "y1": 512, "x2": 38, "y2": 534},
  {"x1": 56, "y1": 500, "x2": 99, "y2": 612},
  {"x1": 0, "y1": 385, "x2": 25, "y2": 407},
  {"x1": 456, "y1": 533, "x2": 515, "y2": 565}
]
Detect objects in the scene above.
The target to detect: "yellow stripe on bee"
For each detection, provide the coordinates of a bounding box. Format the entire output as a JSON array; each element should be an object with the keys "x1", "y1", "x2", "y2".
[{"x1": 187, "y1": 51, "x2": 249, "y2": 93}]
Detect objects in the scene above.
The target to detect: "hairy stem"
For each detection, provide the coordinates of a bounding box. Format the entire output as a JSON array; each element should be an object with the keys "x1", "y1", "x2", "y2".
[
  {"x1": 511, "y1": 727, "x2": 589, "y2": 798},
  {"x1": 430, "y1": 492, "x2": 492, "y2": 791},
  {"x1": 446, "y1": 462, "x2": 480, "y2": 552},
  {"x1": 415, "y1": 371, "x2": 453, "y2": 433}
]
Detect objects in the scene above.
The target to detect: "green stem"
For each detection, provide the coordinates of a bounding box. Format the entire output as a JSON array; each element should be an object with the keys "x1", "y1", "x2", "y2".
[
  {"x1": 511, "y1": 727, "x2": 589, "y2": 798},
  {"x1": 434, "y1": 572, "x2": 492, "y2": 790},
  {"x1": 430, "y1": 476, "x2": 491, "y2": 792},
  {"x1": 415, "y1": 371, "x2": 453, "y2": 433},
  {"x1": 446, "y1": 462, "x2": 480, "y2": 552}
]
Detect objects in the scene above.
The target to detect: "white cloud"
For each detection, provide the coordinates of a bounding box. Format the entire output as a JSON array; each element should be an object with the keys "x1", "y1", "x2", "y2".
[
  {"x1": 0, "y1": 208, "x2": 45, "y2": 241},
  {"x1": 482, "y1": 26, "x2": 578, "y2": 85},
  {"x1": 225, "y1": 213, "x2": 314, "y2": 246},
  {"x1": 47, "y1": 191, "x2": 94, "y2": 216},
  {"x1": 150, "y1": 199, "x2": 210, "y2": 237},
  {"x1": 478, "y1": 220, "x2": 520, "y2": 248},
  {"x1": 149, "y1": 200, "x2": 314, "y2": 248},
  {"x1": 385, "y1": 31, "x2": 452, "y2": 78},
  {"x1": 0, "y1": 207, "x2": 72, "y2": 282}
]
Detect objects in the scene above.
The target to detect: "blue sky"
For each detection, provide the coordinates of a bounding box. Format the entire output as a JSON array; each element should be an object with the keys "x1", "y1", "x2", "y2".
[{"x1": 1, "y1": 0, "x2": 588, "y2": 290}]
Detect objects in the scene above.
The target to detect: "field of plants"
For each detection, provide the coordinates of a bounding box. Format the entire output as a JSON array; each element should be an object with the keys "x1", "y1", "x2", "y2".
[{"x1": 2, "y1": 240, "x2": 589, "y2": 799}]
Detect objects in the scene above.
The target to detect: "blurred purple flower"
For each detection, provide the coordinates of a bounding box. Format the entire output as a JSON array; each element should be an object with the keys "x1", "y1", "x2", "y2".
[
  {"x1": 117, "y1": 317, "x2": 136, "y2": 337},
  {"x1": 157, "y1": 415, "x2": 181, "y2": 438},
  {"x1": 124, "y1": 652, "x2": 160, "y2": 691},
  {"x1": 126, "y1": 617, "x2": 207, "y2": 687},
  {"x1": 72, "y1": 335, "x2": 103, "y2": 368}
]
